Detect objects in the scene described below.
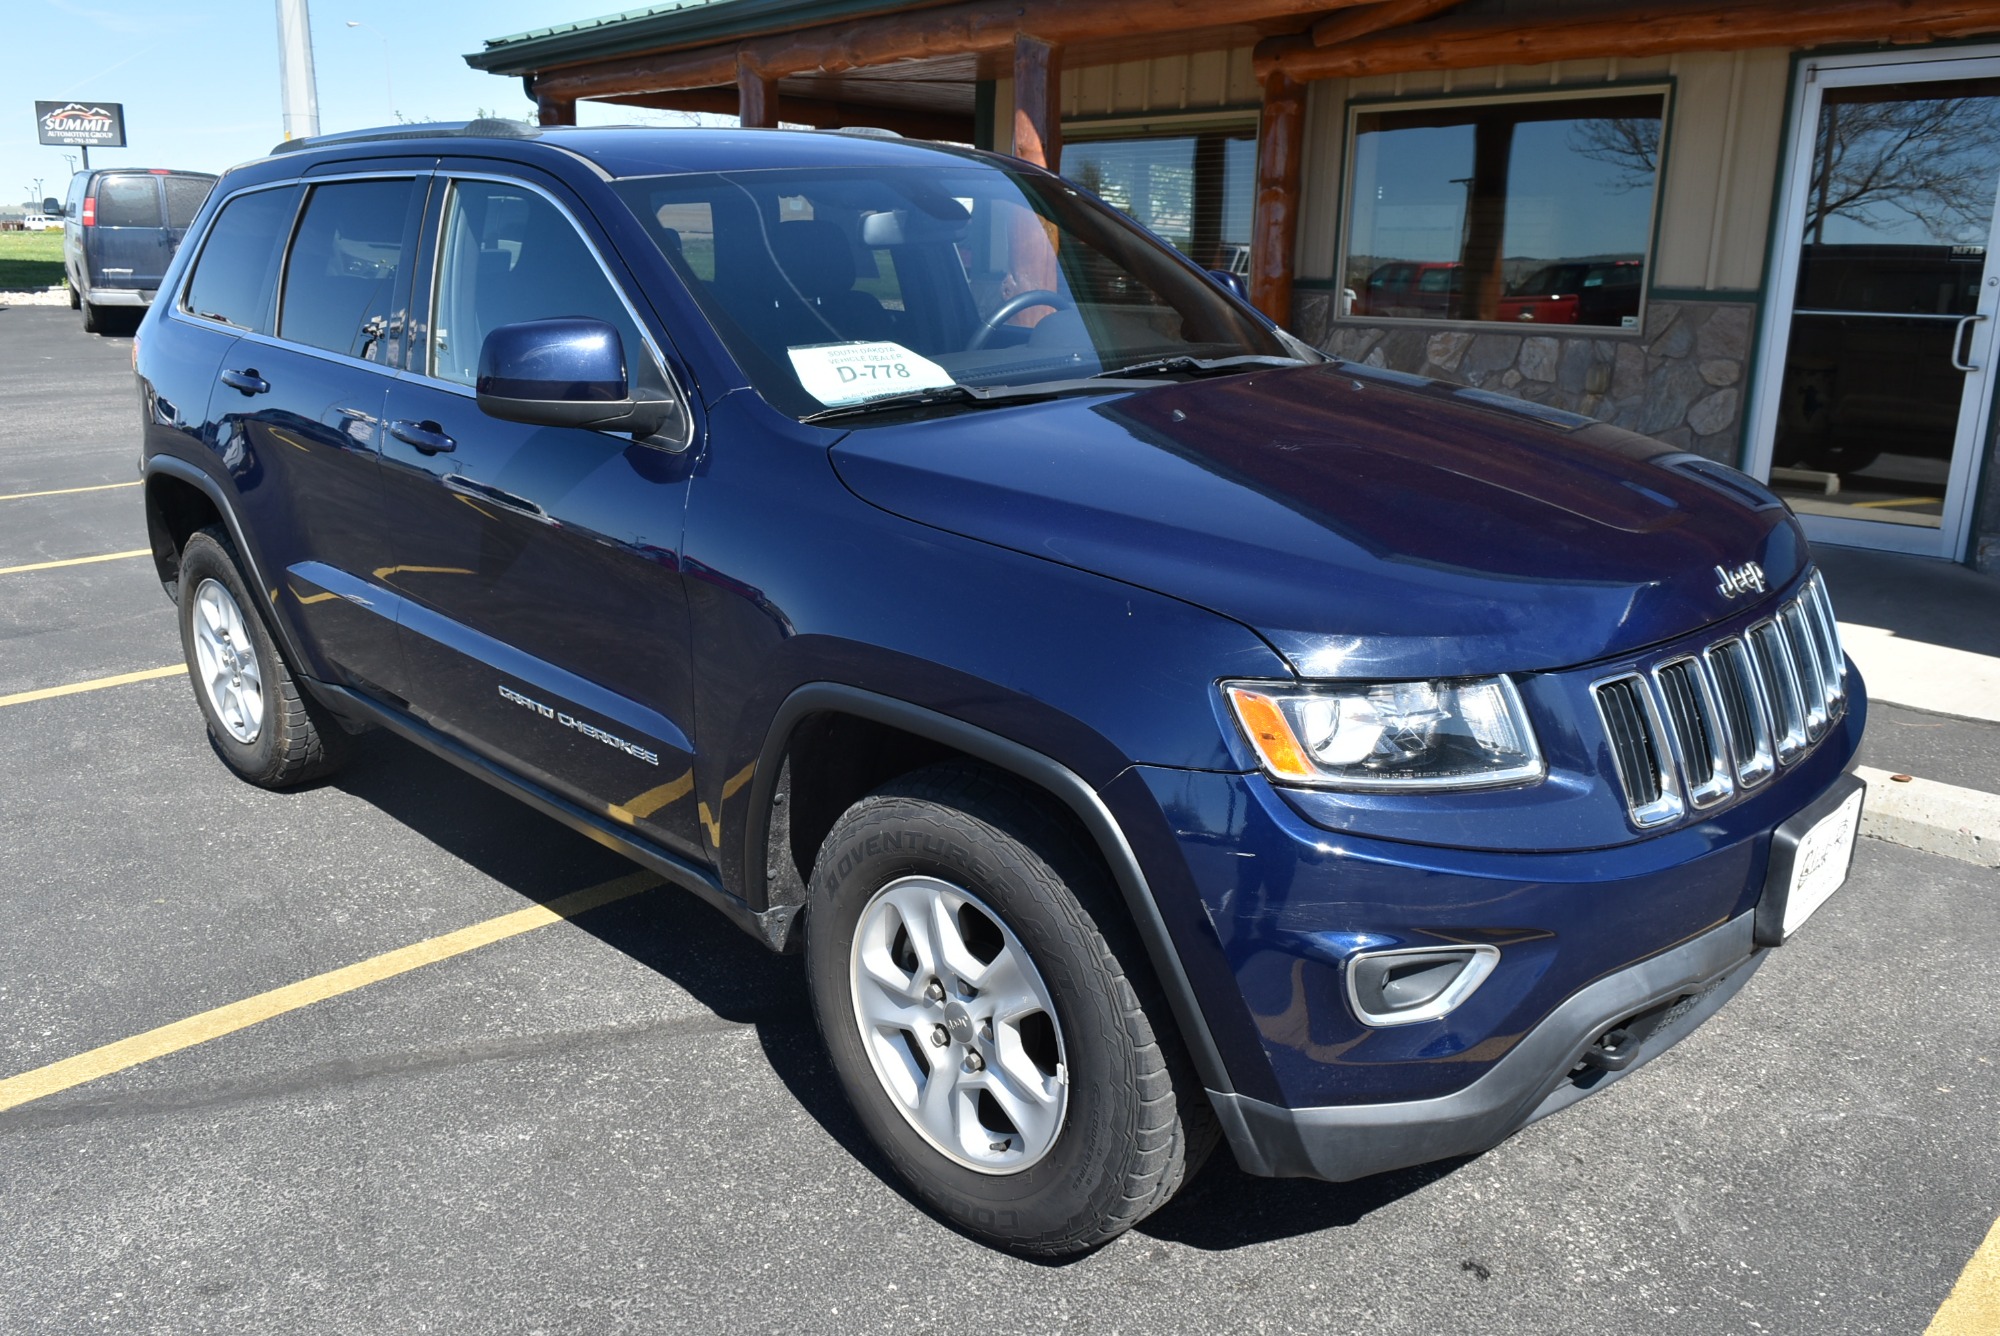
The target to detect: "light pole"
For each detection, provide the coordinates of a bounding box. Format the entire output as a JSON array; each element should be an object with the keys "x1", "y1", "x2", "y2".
[{"x1": 345, "y1": 20, "x2": 393, "y2": 120}]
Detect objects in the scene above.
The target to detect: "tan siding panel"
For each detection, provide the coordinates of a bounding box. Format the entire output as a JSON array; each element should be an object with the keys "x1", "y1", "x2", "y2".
[
  {"x1": 1714, "y1": 48, "x2": 1789, "y2": 292},
  {"x1": 1297, "y1": 78, "x2": 1347, "y2": 281},
  {"x1": 1059, "y1": 49, "x2": 1257, "y2": 117},
  {"x1": 1654, "y1": 53, "x2": 1737, "y2": 289}
]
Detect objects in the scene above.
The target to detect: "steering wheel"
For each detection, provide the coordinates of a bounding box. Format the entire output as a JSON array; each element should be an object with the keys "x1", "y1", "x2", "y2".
[{"x1": 967, "y1": 289, "x2": 1073, "y2": 351}]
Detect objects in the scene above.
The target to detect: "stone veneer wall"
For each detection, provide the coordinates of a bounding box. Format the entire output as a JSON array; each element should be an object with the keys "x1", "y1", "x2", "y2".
[{"x1": 1291, "y1": 293, "x2": 1757, "y2": 466}]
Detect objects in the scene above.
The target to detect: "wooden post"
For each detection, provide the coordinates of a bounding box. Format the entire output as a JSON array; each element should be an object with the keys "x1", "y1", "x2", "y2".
[
  {"x1": 737, "y1": 53, "x2": 779, "y2": 128},
  {"x1": 535, "y1": 94, "x2": 577, "y2": 127},
  {"x1": 1011, "y1": 34, "x2": 1061, "y2": 171},
  {"x1": 1250, "y1": 70, "x2": 1305, "y2": 327}
]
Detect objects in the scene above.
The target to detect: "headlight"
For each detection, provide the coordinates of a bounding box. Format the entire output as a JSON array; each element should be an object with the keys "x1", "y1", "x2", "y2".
[{"x1": 1223, "y1": 676, "x2": 1544, "y2": 791}]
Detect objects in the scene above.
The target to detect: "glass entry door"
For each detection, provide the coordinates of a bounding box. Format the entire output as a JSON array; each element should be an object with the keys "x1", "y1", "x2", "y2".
[{"x1": 1752, "y1": 57, "x2": 2000, "y2": 558}]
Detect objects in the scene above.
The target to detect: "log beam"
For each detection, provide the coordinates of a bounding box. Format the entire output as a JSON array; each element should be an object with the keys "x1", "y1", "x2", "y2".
[
  {"x1": 736, "y1": 53, "x2": 780, "y2": 127},
  {"x1": 1262, "y1": 0, "x2": 2000, "y2": 81},
  {"x1": 530, "y1": 0, "x2": 1378, "y2": 102},
  {"x1": 1249, "y1": 69, "x2": 1306, "y2": 326},
  {"x1": 536, "y1": 93, "x2": 577, "y2": 126},
  {"x1": 1311, "y1": 0, "x2": 1465, "y2": 48},
  {"x1": 603, "y1": 88, "x2": 977, "y2": 141},
  {"x1": 1011, "y1": 34, "x2": 1062, "y2": 169}
]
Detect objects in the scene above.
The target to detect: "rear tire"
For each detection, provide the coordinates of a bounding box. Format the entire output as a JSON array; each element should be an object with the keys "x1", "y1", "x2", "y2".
[
  {"x1": 805, "y1": 762, "x2": 1214, "y2": 1256},
  {"x1": 67, "y1": 279, "x2": 80, "y2": 310},
  {"x1": 176, "y1": 526, "x2": 348, "y2": 788},
  {"x1": 80, "y1": 299, "x2": 100, "y2": 333}
]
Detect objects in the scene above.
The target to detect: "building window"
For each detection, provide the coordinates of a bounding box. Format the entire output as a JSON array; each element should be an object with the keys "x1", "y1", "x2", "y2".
[
  {"x1": 1342, "y1": 89, "x2": 1668, "y2": 330},
  {"x1": 1063, "y1": 128, "x2": 1256, "y2": 274}
]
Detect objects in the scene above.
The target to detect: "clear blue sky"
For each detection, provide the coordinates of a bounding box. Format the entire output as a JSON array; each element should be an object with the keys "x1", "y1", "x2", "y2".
[{"x1": 5, "y1": 0, "x2": 723, "y2": 208}]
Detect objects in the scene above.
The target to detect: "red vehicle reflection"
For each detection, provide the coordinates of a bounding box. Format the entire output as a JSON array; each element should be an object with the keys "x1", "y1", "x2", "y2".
[{"x1": 1497, "y1": 260, "x2": 1642, "y2": 327}]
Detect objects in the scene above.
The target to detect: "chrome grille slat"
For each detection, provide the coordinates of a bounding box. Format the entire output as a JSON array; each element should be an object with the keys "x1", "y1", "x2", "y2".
[
  {"x1": 1593, "y1": 674, "x2": 1683, "y2": 827},
  {"x1": 1593, "y1": 578, "x2": 1846, "y2": 826},
  {"x1": 1655, "y1": 659, "x2": 1731, "y2": 807},
  {"x1": 1705, "y1": 638, "x2": 1776, "y2": 788}
]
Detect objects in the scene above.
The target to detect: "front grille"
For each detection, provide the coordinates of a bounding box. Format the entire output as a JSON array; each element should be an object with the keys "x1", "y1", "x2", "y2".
[{"x1": 1593, "y1": 577, "x2": 1848, "y2": 827}]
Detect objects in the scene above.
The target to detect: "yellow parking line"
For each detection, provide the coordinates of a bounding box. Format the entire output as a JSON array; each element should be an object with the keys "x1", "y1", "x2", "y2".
[
  {"x1": 0, "y1": 664, "x2": 186, "y2": 709},
  {"x1": 0, "y1": 548, "x2": 150, "y2": 576},
  {"x1": 0, "y1": 481, "x2": 140, "y2": 503},
  {"x1": 1852, "y1": 495, "x2": 1941, "y2": 510},
  {"x1": 1929, "y1": 1214, "x2": 2000, "y2": 1335},
  {"x1": 0, "y1": 871, "x2": 661, "y2": 1114}
]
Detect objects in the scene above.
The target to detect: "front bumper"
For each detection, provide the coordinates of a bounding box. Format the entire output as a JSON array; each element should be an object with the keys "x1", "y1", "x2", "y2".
[
  {"x1": 1109, "y1": 680, "x2": 1865, "y2": 1182},
  {"x1": 1208, "y1": 904, "x2": 1763, "y2": 1180}
]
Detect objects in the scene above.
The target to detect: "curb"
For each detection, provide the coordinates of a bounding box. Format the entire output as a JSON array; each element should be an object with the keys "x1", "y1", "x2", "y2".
[{"x1": 1854, "y1": 766, "x2": 2000, "y2": 869}]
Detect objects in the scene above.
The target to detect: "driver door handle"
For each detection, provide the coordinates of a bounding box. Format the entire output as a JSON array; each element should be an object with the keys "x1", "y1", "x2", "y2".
[
  {"x1": 390, "y1": 419, "x2": 456, "y2": 455},
  {"x1": 1952, "y1": 313, "x2": 1988, "y2": 373}
]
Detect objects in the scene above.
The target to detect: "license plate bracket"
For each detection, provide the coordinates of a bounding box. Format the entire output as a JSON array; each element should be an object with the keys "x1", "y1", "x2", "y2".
[{"x1": 1755, "y1": 772, "x2": 1866, "y2": 947}]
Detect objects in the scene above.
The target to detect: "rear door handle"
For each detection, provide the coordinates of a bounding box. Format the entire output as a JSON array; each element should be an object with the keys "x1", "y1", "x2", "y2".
[
  {"x1": 219, "y1": 368, "x2": 269, "y2": 395},
  {"x1": 390, "y1": 419, "x2": 457, "y2": 455}
]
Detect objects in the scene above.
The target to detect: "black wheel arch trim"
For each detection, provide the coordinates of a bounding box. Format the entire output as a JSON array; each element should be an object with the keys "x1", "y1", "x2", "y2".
[
  {"x1": 742, "y1": 681, "x2": 1236, "y2": 1098},
  {"x1": 143, "y1": 453, "x2": 313, "y2": 672}
]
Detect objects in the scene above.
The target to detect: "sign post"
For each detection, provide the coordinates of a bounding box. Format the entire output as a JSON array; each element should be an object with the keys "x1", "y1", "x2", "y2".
[{"x1": 36, "y1": 101, "x2": 127, "y2": 171}]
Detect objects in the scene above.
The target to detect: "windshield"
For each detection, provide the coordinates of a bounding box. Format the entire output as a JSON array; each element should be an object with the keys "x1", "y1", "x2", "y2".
[{"x1": 610, "y1": 159, "x2": 1293, "y2": 419}]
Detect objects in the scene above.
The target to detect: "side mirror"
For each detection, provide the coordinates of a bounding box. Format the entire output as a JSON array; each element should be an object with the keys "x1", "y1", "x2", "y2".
[
  {"x1": 475, "y1": 317, "x2": 679, "y2": 441},
  {"x1": 1207, "y1": 269, "x2": 1249, "y2": 302},
  {"x1": 41, "y1": 197, "x2": 63, "y2": 218}
]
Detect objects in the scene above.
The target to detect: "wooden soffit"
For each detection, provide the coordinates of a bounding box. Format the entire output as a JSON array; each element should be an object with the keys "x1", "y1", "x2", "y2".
[
  {"x1": 527, "y1": 0, "x2": 1383, "y2": 102},
  {"x1": 1257, "y1": 0, "x2": 2000, "y2": 81}
]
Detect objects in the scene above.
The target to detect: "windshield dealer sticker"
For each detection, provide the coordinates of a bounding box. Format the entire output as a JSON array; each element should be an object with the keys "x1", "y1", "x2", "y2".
[{"x1": 787, "y1": 341, "x2": 954, "y2": 407}]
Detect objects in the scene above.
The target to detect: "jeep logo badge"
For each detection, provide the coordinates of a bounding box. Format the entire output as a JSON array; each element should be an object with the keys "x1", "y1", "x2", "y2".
[{"x1": 1715, "y1": 561, "x2": 1768, "y2": 599}]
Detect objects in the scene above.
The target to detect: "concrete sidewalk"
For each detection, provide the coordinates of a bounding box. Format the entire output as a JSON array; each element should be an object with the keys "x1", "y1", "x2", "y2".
[{"x1": 1818, "y1": 544, "x2": 2000, "y2": 868}]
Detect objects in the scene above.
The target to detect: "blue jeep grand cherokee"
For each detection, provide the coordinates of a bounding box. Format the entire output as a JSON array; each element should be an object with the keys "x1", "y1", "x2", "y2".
[{"x1": 134, "y1": 122, "x2": 1867, "y2": 1256}]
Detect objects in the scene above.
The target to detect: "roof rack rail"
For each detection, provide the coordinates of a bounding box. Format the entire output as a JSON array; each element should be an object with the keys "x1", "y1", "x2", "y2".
[{"x1": 271, "y1": 118, "x2": 539, "y2": 155}]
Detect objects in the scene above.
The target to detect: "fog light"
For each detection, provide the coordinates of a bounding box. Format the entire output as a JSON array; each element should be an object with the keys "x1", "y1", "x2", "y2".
[{"x1": 1346, "y1": 945, "x2": 1500, "y2": 1027}]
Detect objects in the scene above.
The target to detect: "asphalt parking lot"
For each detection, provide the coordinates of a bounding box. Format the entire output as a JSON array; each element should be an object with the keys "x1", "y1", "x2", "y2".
[{"x1": 1, "y1": 301, "x2": 1996, "y2": 1334}]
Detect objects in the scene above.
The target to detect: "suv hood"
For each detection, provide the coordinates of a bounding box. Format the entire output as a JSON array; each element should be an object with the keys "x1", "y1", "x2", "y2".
[{"x1": 828, "y1": 363, "x2": 1806, "y2": 678}]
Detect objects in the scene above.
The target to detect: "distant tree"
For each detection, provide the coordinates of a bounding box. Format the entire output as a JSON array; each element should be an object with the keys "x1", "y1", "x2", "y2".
[
  {"x1": 1566, "y1": 116, "x2": 1660, "y2": 193},
  {"x1": 1804, "y1": 94, "x2": 2000, "y2": 243}
]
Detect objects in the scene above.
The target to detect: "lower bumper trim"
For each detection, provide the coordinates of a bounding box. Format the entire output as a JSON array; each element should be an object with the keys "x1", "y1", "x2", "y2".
[{"x1": 1210, "y1": 909, "x2": 1763, "y2": 1182}]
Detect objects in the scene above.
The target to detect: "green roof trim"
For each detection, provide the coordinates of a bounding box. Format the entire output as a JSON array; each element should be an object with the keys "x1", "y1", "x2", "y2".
[{"x1": 466, "y1": 0, "x2": 953, "y2": 77}]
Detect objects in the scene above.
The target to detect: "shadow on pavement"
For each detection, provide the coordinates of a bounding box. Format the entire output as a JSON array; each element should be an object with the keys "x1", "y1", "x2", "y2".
[
  {"x1": 327, "y1": 728, "x2": 1445, "y2": 1259},
  {"x1": 1816, "y1": 543, "x2": 2000, "y2": 659}
]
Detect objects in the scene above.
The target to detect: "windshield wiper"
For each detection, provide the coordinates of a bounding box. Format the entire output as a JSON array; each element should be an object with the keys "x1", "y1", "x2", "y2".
[
  {"x1": 1089, "y1": 353, "x2": 1308, "y2": 381},
  {"x1": 799, "y1": 376, "x2": 1160, "y2": 424}
]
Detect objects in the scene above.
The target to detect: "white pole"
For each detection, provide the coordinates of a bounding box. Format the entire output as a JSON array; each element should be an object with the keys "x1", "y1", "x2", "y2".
[{"x1": 275, "y1": 0, "x2": 320, "y2": 141}]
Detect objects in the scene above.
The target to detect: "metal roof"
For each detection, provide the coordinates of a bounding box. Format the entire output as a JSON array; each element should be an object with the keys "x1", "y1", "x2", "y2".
[{"x1": 467, "y1": 0, "x2": 954, "y2": 76}]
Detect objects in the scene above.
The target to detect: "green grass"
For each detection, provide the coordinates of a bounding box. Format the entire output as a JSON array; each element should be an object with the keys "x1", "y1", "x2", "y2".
[{"x1": 0, "y1": 230, "x2": 66, "y2": 291}]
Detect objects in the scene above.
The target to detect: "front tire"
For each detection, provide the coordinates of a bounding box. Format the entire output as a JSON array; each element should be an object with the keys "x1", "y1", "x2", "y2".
[
  {"x1": 805, "y1": 763, "x2": 1212, "y2": 1256},
  {"x1": 176, "y1": 526, "x2": 347, "y2": 788}
]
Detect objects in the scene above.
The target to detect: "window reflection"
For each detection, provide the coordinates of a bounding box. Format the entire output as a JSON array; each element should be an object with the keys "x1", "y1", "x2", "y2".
[
  {"x1": 1344, "y1": 92, "x2": 1666, "y2": 328},
  {"x1": 1063, "y1": 131, "x2": 1256, "y2": 273}
]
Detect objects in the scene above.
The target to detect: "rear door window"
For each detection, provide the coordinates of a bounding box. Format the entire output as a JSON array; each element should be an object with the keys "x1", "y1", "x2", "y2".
[
  {"x1": 181, "y1": 186, "x2": 299, "y2": 333},
  {"x1": 164, "y1": 176, "x2": 214, "y2": 230},
  {"x1": 95, "y1": 175, "x2": 160, "y2": 228},
  {"x1": 279, "y1": 178, "x2": 417, "y2": 361}
]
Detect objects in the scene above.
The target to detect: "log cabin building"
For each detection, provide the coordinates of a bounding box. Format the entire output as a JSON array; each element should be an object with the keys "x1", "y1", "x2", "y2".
[{"x1": 468, "y1": 0, "x2": 2000, "y2": 572}]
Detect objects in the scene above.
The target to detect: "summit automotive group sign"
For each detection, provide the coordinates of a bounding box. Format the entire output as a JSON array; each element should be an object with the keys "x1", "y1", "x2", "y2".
[{"x1": 35, "y1": 101, "x2": 127, "y2": 147}]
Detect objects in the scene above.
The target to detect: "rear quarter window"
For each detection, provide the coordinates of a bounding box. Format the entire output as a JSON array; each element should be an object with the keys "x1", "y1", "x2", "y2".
[
  {"x1": 181, "y1": 186, "x2": 299, "y2": 333},
  {"x1": 95, "y1": 175, "x2": 160, "y2": 228}
]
